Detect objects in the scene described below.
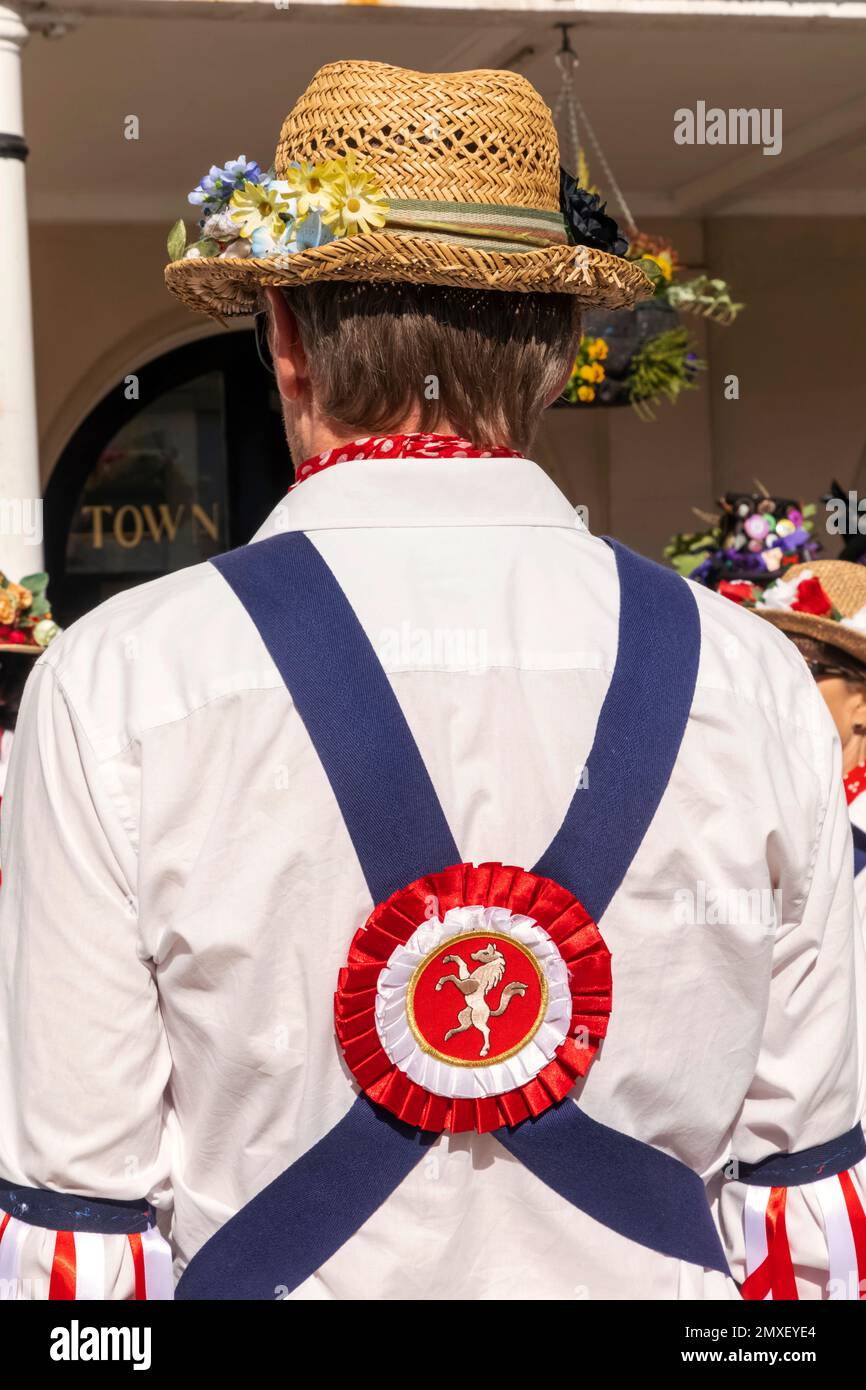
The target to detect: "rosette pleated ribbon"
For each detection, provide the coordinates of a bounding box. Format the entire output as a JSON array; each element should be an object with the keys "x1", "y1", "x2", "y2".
[
  {"x1": 176, "y1": 529, "x2": 734, "y2": 1299},
  {"x1": 336, "y1": 863, "x2": 611, "y2": 1134}
]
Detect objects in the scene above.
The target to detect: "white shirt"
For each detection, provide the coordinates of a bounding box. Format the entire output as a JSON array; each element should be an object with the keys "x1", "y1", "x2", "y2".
[
  {"x1": 1, "y1": 453, "x2": 864, "y2": 1300},
  {"x1": 848, "y1": 785, "x2": 866, "y2": 925},
  {"x1": 0, "y1": 728, "x2": 13, "y2": 798}
]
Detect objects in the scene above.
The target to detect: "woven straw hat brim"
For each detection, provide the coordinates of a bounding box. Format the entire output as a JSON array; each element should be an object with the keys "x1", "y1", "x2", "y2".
[
  {"x1": 0, "y1": 643, "x2": 41, "y2": 655},
  {"x1": 755, "y1": 559, "x2": 866, "y2": 668},
  {"x1": 757, "y1": 609, "x2": 866, "y2": 668},
  {"x1": 165, "y1": 233, "x2": 653, "y2": 319}
]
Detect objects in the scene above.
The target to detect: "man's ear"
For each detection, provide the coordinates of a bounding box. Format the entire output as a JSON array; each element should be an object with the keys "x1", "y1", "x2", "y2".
[{"x1": 265, "y1": 287, "x2": 308, "y2": 401}]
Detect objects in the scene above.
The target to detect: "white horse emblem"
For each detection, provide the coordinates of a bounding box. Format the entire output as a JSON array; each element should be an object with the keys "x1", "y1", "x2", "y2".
[{"x1": 434, "y1": 942, "x2": 528, "y2": 1058}]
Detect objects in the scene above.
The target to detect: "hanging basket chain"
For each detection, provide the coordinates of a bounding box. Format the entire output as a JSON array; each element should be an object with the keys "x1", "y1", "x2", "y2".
[
  {"x1": 553, "y1": 37, "x2": 639, "y2": 240},
  {"x1": 553, "y1": 50, "x2": 582, "y2": 176},
  {"x1": 573, "y1": 92, "x2": 639, "y2": 239}
]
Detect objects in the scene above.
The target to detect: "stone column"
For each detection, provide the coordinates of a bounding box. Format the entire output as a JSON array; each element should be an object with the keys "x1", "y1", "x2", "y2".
[{"x1": 0, "y1": 4, "x2": 42, "y2": 577}]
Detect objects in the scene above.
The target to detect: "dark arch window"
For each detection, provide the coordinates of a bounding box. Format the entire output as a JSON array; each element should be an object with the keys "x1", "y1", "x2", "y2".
[{"x1": 44, "y1": 333, "x2": 289, "y2": 626}]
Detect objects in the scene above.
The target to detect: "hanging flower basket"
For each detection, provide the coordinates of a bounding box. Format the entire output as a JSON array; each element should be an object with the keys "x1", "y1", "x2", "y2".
[
  {"x1": 558, "y1": 235, "x2": 743, "y2": 420},
  {"x1": 557, "y1": 301, "x2": 679, "y2": 408},
  {"x1": 550, "y1": 31, "x2": 744, "y2": 421}
]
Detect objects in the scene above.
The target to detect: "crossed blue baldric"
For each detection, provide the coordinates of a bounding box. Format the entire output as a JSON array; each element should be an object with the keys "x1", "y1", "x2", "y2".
[
  {"x1": 5, "y1": 532, "x2": 862, "y2": 1296},
  {"x1": 177, "y1": 532, "x2": 725, "y2": 1297}
]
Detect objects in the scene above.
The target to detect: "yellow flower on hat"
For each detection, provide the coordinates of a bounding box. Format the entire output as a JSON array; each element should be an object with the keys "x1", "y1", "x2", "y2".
[
  {"x1": 283, "y1": 160, "x2": 340, "y2": 219},
  {"x1": 322, "y1": 154, "x2": 388, "y2": 237},
  {"x1": 229, "y1": 180, "x2": 293, "y2": 240}
]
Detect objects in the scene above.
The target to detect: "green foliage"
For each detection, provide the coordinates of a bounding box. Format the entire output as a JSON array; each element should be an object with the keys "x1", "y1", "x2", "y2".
[
  {"x1": 663, "y1": 529, "x2": 720, "y2": 577},
  {"x1": 167, "y1": 219, "x2": 187, "y2": 261},
  {"x1": 635, "y1": 257, "x2": 668, "y2": 295},
  {"x1": 20, "y1": 572, "x2": 49, "y2": 596},
  {"x1": 186, "y1": 238, "x2": 220, "y2": 258},
  {"x1": 667, "y1": 275, "x2": 744, "y2": 325},
  {"x1": 628, "y1": 328, "x2": 706, "y2": 421}
]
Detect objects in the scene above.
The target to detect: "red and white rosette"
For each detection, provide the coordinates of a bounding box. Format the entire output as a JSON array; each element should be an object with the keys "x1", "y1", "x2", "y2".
[{"x1": 334, "y1": 862, "x2": 612, "y2": 1134}]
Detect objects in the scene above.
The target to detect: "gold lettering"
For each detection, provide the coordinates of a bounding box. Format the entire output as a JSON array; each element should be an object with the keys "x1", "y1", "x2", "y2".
[
  {"x1": 142, "y1": 503, "x2": 184, "y2": 543},
  {"x1": 113, "y1": 505, "x2": 144, "y2": 549},
  {"x1": 83, "y1": 504, "x2": 113, "y2": 549},
  {"x1": 84, "y1": 500, "x2": 219, "y2": 551},
  {"x1": 191, "y1": 503, "x2": 219, "y2": 542}
]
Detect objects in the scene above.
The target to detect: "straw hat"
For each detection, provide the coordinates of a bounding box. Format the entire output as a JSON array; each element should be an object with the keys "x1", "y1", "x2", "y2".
[
  {"x1": 165, "y1": 60, "x2": 653, "y2": 319},
  {"x1": 755, "y1": 560, "x2": 866, "y2": 668}
]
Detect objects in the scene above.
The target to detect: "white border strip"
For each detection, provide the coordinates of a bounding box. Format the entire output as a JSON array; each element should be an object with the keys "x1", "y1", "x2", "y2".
[{"x1": 743, "y1": 1186, "x2": 772, "y2": 1299}]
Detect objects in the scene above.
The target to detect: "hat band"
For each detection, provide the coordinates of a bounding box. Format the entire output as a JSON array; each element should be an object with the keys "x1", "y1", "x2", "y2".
[{"x1": 384, "y1": 198, "x2": 569, "y2": 251}]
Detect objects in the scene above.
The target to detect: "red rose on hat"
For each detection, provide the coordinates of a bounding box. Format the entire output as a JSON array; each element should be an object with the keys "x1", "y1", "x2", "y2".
[
  {"x1": 719, "y1": 580, "x2": 757, "y2": 605},
  {"x1": 791, "y1": 576, "x2": 833, "y2": 616}
]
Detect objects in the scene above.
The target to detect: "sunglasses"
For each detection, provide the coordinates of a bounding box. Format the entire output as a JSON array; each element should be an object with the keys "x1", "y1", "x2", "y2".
[{"x1": 807, "y1": 659, "x2": 866, "y2": 685}]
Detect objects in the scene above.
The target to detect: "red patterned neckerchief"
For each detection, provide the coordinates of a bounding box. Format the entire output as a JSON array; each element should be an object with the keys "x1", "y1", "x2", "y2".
[
  {"x1": 291, "y1": 433, "x2": 522, "y2": 488},
  {"x1": 844, "y1": 760, "x2": 866, "y2": 805}
]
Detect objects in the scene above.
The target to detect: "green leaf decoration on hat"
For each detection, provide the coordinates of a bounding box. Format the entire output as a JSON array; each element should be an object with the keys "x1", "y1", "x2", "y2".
[
  {"x1": 167, "y1": 218, "x2": 187, "y2": 262},
  {"x1": 20, "y1": 572, "x2": 49, "y2": 596},
  {"x1": 186, "y1": 237, "x2": 219, "y2": 258}
]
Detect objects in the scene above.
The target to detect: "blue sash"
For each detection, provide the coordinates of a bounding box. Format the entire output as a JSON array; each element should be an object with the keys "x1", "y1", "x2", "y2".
[
  {"x1": 171, "y1": 530, "x2": 729, "y2": 1299},
  {"x1": 852, "y1": 824, "x2": 866, "y2": 879}
]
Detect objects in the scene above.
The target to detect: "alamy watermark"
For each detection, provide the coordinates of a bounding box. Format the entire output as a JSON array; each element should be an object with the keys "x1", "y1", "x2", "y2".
[
  {"x1": 50, "y1": 1320, "x2": 151, "y2": 1370},
  {"x1": 674, "y1": 102, "x2": 782, "y2": 157},
  {"x1": 674, "y1": 881, "x2": 781, "y2": 928},
  {"x1": 826, "y1": 491, "x2": 866, "y2": 536},
  {"x1": 0, "y1": 497, "x2": 43, "y2": 546},
  {"x1": 377, "y1": 622, "x2": 489, "y2": 670}
]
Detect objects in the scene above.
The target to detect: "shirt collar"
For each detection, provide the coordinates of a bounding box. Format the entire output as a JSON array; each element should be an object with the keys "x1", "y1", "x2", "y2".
[{"x1": 250, "y1": 452, "x2": 587, "y2": 537}]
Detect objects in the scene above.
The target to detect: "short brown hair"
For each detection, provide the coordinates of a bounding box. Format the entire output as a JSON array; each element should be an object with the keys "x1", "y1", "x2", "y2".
[{"x1": 278, "y1": 281, "x2": 581, "y2": 454}]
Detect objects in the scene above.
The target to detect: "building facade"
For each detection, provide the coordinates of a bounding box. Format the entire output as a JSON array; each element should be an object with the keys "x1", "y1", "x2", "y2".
[{"x1": 2, "y1": 0, "x2": 866, "y2": 620}]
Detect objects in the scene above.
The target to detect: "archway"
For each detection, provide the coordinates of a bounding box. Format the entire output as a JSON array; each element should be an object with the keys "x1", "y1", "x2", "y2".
[{"x1": 44, "y1": 332, "x2": 288, "y2": 626}]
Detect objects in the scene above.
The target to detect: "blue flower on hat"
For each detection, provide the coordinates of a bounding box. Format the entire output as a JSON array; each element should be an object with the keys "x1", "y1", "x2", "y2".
[
  {"x1": 294, "y1": 209, "x2": 334, "y2": 251},
  {"x1": 249, "y1": 205, "x2": 335, "y2": 258},
  {"x1": 189, "y1": 157, "x2": 263, "y2": 218}
]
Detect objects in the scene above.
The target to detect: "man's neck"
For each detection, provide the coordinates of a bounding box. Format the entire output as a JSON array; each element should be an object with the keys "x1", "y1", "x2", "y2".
[{"x1": 288, "y1": 417, "x2": 461, "y2": 465}]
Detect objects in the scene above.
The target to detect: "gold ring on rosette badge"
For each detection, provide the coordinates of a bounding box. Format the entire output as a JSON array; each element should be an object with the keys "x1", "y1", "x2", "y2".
[{"x1": 405, "y1": 931, "x2": 549, "y2": 1067}]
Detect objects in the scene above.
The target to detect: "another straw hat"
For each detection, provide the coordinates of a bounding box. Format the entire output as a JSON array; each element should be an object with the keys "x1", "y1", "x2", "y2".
[
  {"x1": 755, "y1": 560, "x2": 866, "y2": 668},
  {"x1": 165, "y1": 60, "x2": 653, "y2": 318},
  {"x1": 0, "y1": 571, "x2": 60, "y2": 654}
]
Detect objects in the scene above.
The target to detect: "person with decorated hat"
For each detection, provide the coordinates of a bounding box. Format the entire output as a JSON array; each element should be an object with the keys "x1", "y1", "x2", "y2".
[
  {"x1": 0, "y1": 572, "x2": 60, "y2": 880},
  {"x1": 741, "y1": 562, "x2": 866, "y2": 910},
  {"x1": 664, "y1": 483, "x2": 821, "y2": 594},
  {"x1": 1, "y1": 60, "x2": 864, "y2": 1304}
]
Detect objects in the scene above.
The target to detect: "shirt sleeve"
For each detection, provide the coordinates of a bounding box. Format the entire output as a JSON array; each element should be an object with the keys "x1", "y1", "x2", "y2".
[
  {"x1": 0, "y1": 659, "x2": 174, "y2": 1299},
  {"x1": 716, "y1": 689, "x2": 866, "y2": 1300}
]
